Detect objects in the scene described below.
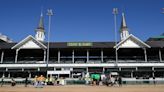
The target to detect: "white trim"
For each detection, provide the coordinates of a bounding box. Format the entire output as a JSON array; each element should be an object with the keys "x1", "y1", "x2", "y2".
[
  {"x1": 159, "y1": 49, "x2": 162, "y2": 62},
  {"x1": 43, "y1": 50, "x2": 46, "y2": 63},
  {"x1": 58, "y1": 50, "x2": 60, "y2": 63},
  {"x1": 144, "y1": 48, "x2": 147, "y2": 62},
  {"x1": 1, "y1": 63, "x2": 164, "y2": 68},
  {"x1": 114, "y1": 34, "x2": 151, "y2": 49},
  {"x1": 72, "y1": 50, "x2": 74, "y2": 63},
  {"x1": 87, "y1": 50, "x2": 89, "y2": 63},
  {"x1": 15, "y1": 49, "x2": 19, "y2": 63},
  {"x1": 101, "y1": 50, "x2": 103, "y2": 62},
  {"x1": 1, "y1": 51, "x2": 4, "y2": 63},
  {"x1": 12, "y1": 35, "x2": 47, "y2": 49}
]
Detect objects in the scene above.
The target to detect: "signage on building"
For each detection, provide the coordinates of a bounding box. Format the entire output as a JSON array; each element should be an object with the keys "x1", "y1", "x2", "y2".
[
  {"x1": 67, "y1": 42, "x2": 93, "y2": 46},
  {"x1": 47, "y1": 71, "x2": 70, "y2": 74}
]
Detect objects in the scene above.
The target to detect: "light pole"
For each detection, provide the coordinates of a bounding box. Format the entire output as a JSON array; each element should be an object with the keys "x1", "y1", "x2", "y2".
[
  {"x1": 112, "y1": 8, "x2": 118, "y2": 67},
  {"x1": 46, "y1": 9, "x2": 53, "y2": 68}
]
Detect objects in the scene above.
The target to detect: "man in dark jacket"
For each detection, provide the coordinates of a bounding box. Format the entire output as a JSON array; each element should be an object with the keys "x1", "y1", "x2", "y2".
[
  {"x1": 25, "y1": 77, "x2": 28, "y2": 87},
  {"x1": 118, "y1": 76, "x2": 122, "y2": 86}
]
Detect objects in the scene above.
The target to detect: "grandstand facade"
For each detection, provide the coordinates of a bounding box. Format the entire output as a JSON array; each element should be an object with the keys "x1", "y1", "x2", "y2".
[{"x1": 0, "y1": 13, "x2": 164, "y2": 83}]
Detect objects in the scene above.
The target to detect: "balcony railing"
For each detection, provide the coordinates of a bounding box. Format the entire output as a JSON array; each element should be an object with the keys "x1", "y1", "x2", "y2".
[{"x1": 0, "y1": 56, "x2": 162, "y2": 64}]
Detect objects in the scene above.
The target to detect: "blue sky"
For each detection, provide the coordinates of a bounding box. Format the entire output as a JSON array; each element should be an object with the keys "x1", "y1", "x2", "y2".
[{"x1": 0, "y1": 0, "x2": 164, "y2": 42}]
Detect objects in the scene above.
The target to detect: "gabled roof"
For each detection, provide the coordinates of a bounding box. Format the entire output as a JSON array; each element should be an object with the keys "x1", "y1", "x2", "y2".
[
  {"x1": 115, "y1": 34, "x2": 150, "y2": 49},
  {"x1": 12, "y1": 35, "x2": 47, "y2": 50}
]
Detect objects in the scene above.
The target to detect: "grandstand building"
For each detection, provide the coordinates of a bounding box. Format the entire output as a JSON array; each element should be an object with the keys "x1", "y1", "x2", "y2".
[{"x1": 0, "y1": 12, "x2": 164, "y2": 82}]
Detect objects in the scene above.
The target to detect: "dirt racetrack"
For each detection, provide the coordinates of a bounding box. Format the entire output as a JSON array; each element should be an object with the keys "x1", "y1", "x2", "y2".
[{"x1": 0, "y1": 85, "x2": 164, "y2": 92}]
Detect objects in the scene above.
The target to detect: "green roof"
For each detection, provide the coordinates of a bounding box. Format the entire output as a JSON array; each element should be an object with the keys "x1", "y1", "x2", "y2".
[{"x1": 152, "y1": 36, "x2": 164, "y2": 39}]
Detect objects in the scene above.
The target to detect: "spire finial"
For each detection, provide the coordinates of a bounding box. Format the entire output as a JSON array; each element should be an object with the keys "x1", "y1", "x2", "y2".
[
  {"x1": 121, "y1": 12, "x2": 127, "y2": 28},
  {"x1": 41, "y1": 11, "x2": 43, "y2": 17},
  {"x1": 41, "y1": 7, "x2": 43, "y2": 17}
]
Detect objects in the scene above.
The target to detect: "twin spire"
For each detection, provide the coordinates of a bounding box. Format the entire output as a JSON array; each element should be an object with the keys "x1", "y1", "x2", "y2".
[
  {"x1": 120, "y1": 12, "x2": 129, "y2": 41},
  {"x1": 120, "y1": 13, "x2": 127, "y2": 29},
  {"x1": 35, "y1": 12, "x2": 45, "y2": 42},
  {"x1": 34, "y1": 11, "x2": 129, "y2": 42},
  {"x1": 38, "y1": 12, "x2": 44, "y2": 30}
]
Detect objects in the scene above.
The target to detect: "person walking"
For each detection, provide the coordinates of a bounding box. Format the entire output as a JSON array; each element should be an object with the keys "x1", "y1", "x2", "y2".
[
  {"x1": 1, "y1": 77, "x2": 4, "y2": 87},
  {"x1": 11, "y1": 78, "x2": 16, "y2": 87},
  {"x1": 34, "y1": 75, "x2": 38, "y2": 88},
  {"x1": 153, "y1": 76, "x2": 156, "y2": 85},
  {"x1": 118, "y1": 76, "x2": 122, "y2": 87},
  {"x1": 25, "y1": 77, "x2": 28, "y2": 87}
]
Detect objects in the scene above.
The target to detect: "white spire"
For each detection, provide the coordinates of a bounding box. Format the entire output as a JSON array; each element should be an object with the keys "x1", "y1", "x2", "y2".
[
  {"x1": 35, "y1": 12, "x2": 45, "y2": 42},
  {"x1": 120, "y1": 12, "x2": 129, "y2": 41},
  {"x1": 122, "y1": 13, "x2": 127, "y2": 27}
]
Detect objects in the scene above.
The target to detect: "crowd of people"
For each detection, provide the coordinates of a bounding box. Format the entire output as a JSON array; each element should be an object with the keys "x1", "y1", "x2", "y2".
[
  {"x1": 0, "y1": 74, "x2": 123, "y2": 87},
  {"x1": 33, "y1": 75, "x2": 65, "y2": 87},
  {"x1": 33, "y1": 75, "x2": 45, "y2": 88},
  {"x1": 85, "y1": 73, "x2": 122, "y2": 86}
]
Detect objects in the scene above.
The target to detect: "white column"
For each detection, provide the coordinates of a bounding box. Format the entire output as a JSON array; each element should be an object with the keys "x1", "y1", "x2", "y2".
[
  {"x1": 159, "y1": 49, "x2": 162, "y2": 62},
  {"x1": 69, "y1": 73, "x2": 71, "y2": 78},
  {"x1": 144, "y1": 48, "x2": 147, "y2": 62},
  {"x1": 22, "y1": 68, "x2": 24, "y2": 72},
  {"x1": 86, "y1": 67, "x2": 88, "y2": 73},
  {"x1": 8, "y1": 73, "x2": 10, "y2": 78},
  {"x1": 131, "y1": 71, "x2": 133, "y2": 78},
  {"x1": 29, "y1": 72, "x2": 31, "y2": 78},
  {"x1": 136, "y1": 67, "x2": 138, "y2": 71},
  {"x1": 1, "y1": 51, "x2": 4, "y2": 63},
  {"x1": 72, "y1": 50, "x2": 74, "y2": 63},
  {"x1": 103, "y1": 67, "x2": 105, "y2": 73},
  {"x1": 6, "y1": 68, "x2": 8, "y2": 71},
  {"x1": 38, "y1": 67, "x2": 40, "y2": 71},
  {"x1": 43, "y1": 50, "x2": 46, "y2": 63},
  {"x1": 119, "y1": 67, "x2": 121, "y2": 71},
  {"x1": 58, "y1": 50, "x2": 60, "y2": 63},
  {"x1": 152, "y1": 67, "x2": 155, "y2": 77},
  {"x1": 82, "y1": 72, "x2": 85, "y2": 78},
  {"x1": 71, "y1": 72, "x2": 74, "y2": 78},
  {"x1": 87, "y1": 50, "x2": 89, "y2": 63},
  {"x1": 2, "y1": 73, "x2": 5, "y2": 78},
  {"x1": 15, "y1": 49, "x2": 19, "y2": 63},
  {"x1": 58, "y1": 74, "x2": 59, "y2": 78},
  {"x1": 101, "y1": 50, "x2": 103, "y2": 63}
]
